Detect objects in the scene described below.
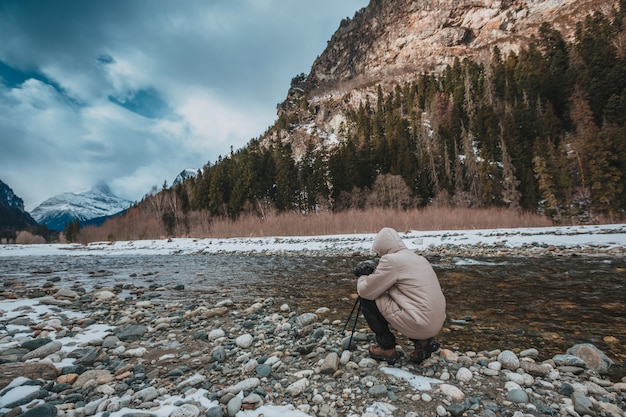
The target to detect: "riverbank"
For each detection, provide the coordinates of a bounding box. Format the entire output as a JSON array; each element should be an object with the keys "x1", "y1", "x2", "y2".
[
  {"x1": 2, "y1": 224, "x2": 626, "y2": 258},
  {"x1": 1, "y1": 279, "x2": 625, "y2": 417}
]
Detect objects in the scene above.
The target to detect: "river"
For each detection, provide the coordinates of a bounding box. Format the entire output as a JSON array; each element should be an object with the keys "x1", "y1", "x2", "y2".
[{"x1": 1, "y1": 253, "x2": 624, "y2": 366}]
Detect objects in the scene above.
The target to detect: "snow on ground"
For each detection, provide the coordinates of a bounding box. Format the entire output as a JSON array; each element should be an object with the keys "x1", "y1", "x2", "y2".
[
  {"x1": 1, "y1": 224, "x2": 625, "y2": 257},
  {"x1": 1, "y1": 224, "x2": 624, "y2": 417}
]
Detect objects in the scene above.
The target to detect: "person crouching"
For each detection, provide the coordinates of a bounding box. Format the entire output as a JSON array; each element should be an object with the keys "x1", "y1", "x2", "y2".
[{"x1": 355, "y1": 227, "x2": 446, "y2": 364}]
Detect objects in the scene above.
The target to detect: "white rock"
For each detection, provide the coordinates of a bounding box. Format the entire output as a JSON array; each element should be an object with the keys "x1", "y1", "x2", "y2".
[
  {"x1": 439, "y1": 383, "x2": 465, "y2": 401},
  {"x1": 243, "y1": 358, "x2": 258, "y2": 374},
  {"x1": 504, "y1": 381, "x2": 522, "y2": 392},
  {"x1": 208, "y1": 329, "x2": 226, "y2": 340},
  {"x1": 235, "y1": 333, "x2": 254, "y2": 349},
  {"x1": 170, "y1": 404, "x2": 200, "y2": 417},
  {"x1": 123, "y1": 347, "x2": 147, "y2": 357},
  {"x1": 286, "y1": 378, "x2": 309, "y2": 396},
  {"x1": 133, "y1": 386, "x2": 159, "y2": 402},
  {"x1": 95, "y1": 384, "x2": 115, "y2": 395},
  {"x1": 293, "y1": 370, "x2": 314, "y2": 378},
  {"x1": 456, "y1": 367, "x2": 473, "y2": 383},
  {"x1": 498, "y1": 350, "x2": 520, "y2": 370},
  {"x1": 94, "y1": 290, "x2": 116, "y2": 301},
  {"x1": 224, "y1": 378, "x2": 260, "y2": 394},
  {"x1": 488, "y1": 361, "x2": 502, "y2": 371},
  {"x1": 177, "y1": 373, "x2": 206, "y2": 389},
  {"x1": 340, "y1": 350, "x2": 352, "y2": 365},
  {"x1": 505, "y1": 372, "x2": 525, "y2": 385}
]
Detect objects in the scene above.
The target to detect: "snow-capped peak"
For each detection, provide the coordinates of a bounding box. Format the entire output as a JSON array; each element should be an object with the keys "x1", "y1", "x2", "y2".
[{"x1": 30, "y1": 184, "x2": 132, "y2": 231}]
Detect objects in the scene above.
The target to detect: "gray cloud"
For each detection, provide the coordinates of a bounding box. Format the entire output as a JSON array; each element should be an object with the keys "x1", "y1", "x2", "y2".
[{"x1": 0, "y1": 0, "x2": 367, "y2": 209}]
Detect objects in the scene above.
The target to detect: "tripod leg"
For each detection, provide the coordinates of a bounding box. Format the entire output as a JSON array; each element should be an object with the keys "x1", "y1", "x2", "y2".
[
  {"x1": 346, "y1": 298, "x2": 360, "y2": 350},
  {"x1": 342, "y1": 297, "x2": 360, "y2": 333}
]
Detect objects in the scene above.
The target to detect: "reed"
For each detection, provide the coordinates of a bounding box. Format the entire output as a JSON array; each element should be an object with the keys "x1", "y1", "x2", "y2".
[{"x1": 200, "y1": 207, "x2": 554, "y2": 238}]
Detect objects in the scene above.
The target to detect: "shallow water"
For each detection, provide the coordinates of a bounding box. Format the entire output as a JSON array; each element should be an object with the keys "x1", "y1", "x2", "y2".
[{"x1": 1, "y1": 253, "x2": 624, "y2": 364}]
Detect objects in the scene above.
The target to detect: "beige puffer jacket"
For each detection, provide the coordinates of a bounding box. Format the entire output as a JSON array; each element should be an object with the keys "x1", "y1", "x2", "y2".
[{"x1": 357, "y1": 227, "x2": 446, "y2": 340}]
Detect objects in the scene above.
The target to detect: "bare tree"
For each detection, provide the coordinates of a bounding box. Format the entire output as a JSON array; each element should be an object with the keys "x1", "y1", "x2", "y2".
[{"x1": 367, "y1": 174, "x2": 413, "y2": 210}]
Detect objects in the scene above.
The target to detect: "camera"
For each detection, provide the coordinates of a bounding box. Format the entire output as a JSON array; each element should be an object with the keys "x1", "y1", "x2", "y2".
[{"x1": 354, "y1": 260, "x2": 377, "y2": 277}]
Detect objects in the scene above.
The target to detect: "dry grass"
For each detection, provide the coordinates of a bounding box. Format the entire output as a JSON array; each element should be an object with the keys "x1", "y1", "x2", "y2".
[
  {"x1": 204, "y1": 207, "x2": 554, "y2": 238},
  {"x1": 80, "y1": 206, "x2": 554, "y2": 242},
  {"x1": 80, "y1": 207, "x2": 553, "y2": 243}
]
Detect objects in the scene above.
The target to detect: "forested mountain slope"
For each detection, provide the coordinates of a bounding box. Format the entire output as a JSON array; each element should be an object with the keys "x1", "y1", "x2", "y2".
[{"x1": 102, "y1": 0, "x2": 626, "y2": 238}]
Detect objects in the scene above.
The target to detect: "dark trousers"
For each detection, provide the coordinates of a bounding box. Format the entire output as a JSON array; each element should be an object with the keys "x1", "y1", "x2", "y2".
[
  {"x1": 359, "y1": 297, "x2": 397, "y2": 349},
  {"x1": 359, "y1": 297, "x2": 421, "y2": 349}
]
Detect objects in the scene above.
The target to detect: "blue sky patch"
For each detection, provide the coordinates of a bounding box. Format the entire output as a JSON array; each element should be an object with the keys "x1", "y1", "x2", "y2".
[{"x1": 109, "y1": 87, "x2": 170, "y2": 119}]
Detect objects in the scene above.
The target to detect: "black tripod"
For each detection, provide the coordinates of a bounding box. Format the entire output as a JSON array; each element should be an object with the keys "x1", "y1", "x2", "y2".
[{"x1": 342, "y1": 296, "x2": 361, "y2": 350}]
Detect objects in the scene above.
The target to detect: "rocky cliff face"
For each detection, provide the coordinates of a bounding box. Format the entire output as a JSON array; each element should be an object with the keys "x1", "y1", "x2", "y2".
[
  {"x1": 309, "y1": 0, "x2": 618, "y2": 92},
  {"x1": 272, "y1": 0, "x2": 619, "y2": 157}
]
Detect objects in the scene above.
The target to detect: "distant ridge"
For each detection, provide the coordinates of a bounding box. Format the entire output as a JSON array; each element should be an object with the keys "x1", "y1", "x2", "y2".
[
  {"x1": 0, "y1": 179, "x2": 38, "y2": 232},
  {"x1": 31, "y1": 184, "x2": 132, "y2": 231}
]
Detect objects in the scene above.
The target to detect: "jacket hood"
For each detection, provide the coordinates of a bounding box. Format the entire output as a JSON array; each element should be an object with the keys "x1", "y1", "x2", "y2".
[{"x1": 372, "y1": 227, "x2": 407, "y2": 256}]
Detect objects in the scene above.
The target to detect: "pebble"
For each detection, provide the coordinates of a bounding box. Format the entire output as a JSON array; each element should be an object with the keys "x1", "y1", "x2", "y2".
[{"x1": 1, "y1": 285, "x2": 625, "y2": 417}]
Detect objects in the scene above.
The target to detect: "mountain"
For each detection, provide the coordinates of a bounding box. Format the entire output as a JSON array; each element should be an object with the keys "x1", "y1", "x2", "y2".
[
  {"x1": 31, "y1": 184, "x2": 132, "y2": 231},
  {"x1": 172, "y1": 168, "x2": 197, "y2": 187},
  {"x1": 276, "y1": 0, "x2": 620, "y2": 157},
  {"x1": 0, "y1": 179, "x2": 38, "y2": 233},
  {"x1": 90, "y1": 0, "x2": 625, "y2": 241}
]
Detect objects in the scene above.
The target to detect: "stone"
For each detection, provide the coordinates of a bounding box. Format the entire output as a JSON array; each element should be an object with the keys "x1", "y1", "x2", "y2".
[
  {"x1": 224, "y1": 378, "x2": 260, "y2": 394},
  {"x1": 20, "y1": 338, "x2": 53, "y2": 351},
  {"x1": 497, "y1": 350, "x2": 520, "y2": 370},
  {"x1": 114, "y1": 324, "x2": 148, "y2": 341},
  {"x1": 235, "y1": 333, "x2": 253, "y2": 348},
  {"x1": 572, "y1": 391, "x2": 596, "y2": 416},
  {"x1": 20, "y1": 403, "x2": 57, "y2": 417},
  {"x1": 241, "y1": 393, "x2": 263, "y2": 409},
  {"x1": 439, "y1": 383, "x2": 465, "y2": 401},
  {"x1": 227, "y1": 395, "x2": 242, "y2": 417},
  {"x1": 519, "y1": 361, "x2": 550, "y2": 376},
  {"x1": 320, "y1": 352, "x2": 339, "y2": 374},
  {"x1": 133, "y1": 386, "x2": 160, "y2": 402},
  {"x1": 255, "y1": 363, "x2": 271, "y2": 378},
  {"x1": 54, "y1": 288, "x2": 79, "y2": 300},
  {"x1": 21, "y1": 340, "x2": 62, "y2": 361},
  {"x1": 206, "y1": 406, "x2": 224, "y2": 417},
  {"x1": 286, "y1": 378, "x2": 308, "y2": 396},
  {"x1": 455, "y1": 367, "x2": 473, "y2": 383},
  {"x1": 505, "y1": 389, "x2": 529, "y2": 403},
  {"x1": 177, "y1": 373, "x2": 206, "y2": 388},
  {"x1": 566, "y1": 344, "x2": 614, "y2": 374},
  {"x1": 293, "y1": 313, "x2": 317, "y2": 328},
  {"x1": 208, "y1": 329, "x2": 226, "y2": 340},
  {"x1": 553, "y1": 354, "x2": 587, "y2": 368},
  {"x1": 212, "y1": 346, "x2": 226, "y2": 363},
  {"x1": 170, "y1": 404, "x2": 201, "y2": 417},
  {"x1": 0, "y1": 362, "x2": 59, "y2": 390},
  {"x1": 519, "y1": 348, "x2": 538, "y2": 358},
  {"x1": 368, "y1": 384, "x2": 387, "y2": 397}
]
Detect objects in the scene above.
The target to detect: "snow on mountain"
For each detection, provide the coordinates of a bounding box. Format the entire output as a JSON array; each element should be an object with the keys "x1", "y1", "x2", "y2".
[
  {"x1": 30, "y1": 184, "x2": 132, "y2": 231},
  {"x1": 172, "y1": 168, "x2": 197, "y2": 187}
]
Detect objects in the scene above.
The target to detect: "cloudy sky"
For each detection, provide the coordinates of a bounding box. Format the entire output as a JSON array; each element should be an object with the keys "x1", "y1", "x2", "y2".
[{"x1": 0, "y1": 0, "x2": 367, "y2": 210}]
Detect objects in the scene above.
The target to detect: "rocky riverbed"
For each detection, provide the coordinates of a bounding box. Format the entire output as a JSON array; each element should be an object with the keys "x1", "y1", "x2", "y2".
[{"x1": 1, "y1": 277, "x2": 625, "y2": 417}]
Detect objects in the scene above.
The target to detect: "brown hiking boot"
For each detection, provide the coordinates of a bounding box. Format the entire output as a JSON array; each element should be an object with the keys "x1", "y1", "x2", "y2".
[
  {"x1": 409, "y1": 338, "x2": 440, "y2": 364},
  {"x1": 369, "y1": 344, "x2": 401, "y2": 364}
]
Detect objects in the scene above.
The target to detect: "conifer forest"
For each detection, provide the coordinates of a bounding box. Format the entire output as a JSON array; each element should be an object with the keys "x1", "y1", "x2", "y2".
[{"x1": 170, "y1": 9, "x2": 626, "y2": 227}]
